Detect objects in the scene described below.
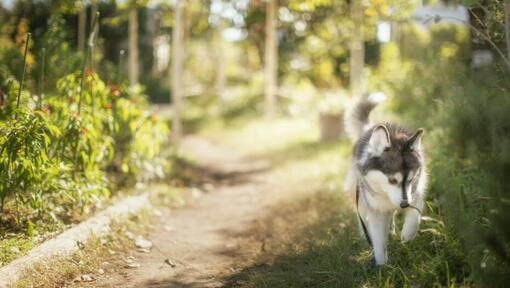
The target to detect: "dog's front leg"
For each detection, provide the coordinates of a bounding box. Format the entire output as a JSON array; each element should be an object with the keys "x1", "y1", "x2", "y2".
[
  {"x1": 390, "y1": 211, "x2": 397, "y2": 236},
  {"x1": 367, "y1": 210, "x2": 392, "y2": 265},
  {"x1": 401, "y1": 197, "x2": 424, "y2": 243}
]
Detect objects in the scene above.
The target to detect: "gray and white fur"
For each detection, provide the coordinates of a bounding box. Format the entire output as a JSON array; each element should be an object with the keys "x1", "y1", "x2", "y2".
[{"x1": 344, "y1": 95, "x2": 428, "y2": 265}]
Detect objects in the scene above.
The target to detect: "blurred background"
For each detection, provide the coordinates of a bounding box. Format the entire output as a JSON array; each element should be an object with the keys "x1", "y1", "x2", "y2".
[{"x1": 1, "y1": 0, "x2": 510, "y2": 286}]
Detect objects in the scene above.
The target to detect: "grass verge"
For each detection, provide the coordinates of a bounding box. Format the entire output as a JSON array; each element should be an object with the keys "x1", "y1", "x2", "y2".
[{"x1": 14, "y1": 209, "x2": 154, "y2": 288}]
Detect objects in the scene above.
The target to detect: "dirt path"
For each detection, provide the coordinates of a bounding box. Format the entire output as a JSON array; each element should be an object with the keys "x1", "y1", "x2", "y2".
[{"x1": 94, "y1": 135, "x2": 299, "y2": 287}]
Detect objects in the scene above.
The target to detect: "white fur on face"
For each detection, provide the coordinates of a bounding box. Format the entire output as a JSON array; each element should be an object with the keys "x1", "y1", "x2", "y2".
[{"x1": 365, "y1": 170, "x2": 411, "y2": 208}]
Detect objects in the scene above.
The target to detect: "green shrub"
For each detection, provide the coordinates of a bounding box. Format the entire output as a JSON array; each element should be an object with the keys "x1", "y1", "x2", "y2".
[
  {"x1": 0, "y1": 69, "x2": 170, "y2": 225},
  {"x1": 374, "y1": 20, "x2": 510, "y2": 285},
  {"x1": 429, "y1": 72, "x2": 510, "y2": 286},
  {"x1": 0, "y1": 108, "x2": 61, "y2": 211}
]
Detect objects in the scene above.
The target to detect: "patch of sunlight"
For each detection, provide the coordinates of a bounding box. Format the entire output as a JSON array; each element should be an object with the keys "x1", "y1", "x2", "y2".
[{"x1": 202, "y1": 116, "x2": 318, "y2": 156}]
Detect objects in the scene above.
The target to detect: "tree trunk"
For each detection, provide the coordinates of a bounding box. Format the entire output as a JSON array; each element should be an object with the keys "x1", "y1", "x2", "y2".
[
  {"x1": 128, "y1": 7, "x2": 140, "y2": 87},
  {"x1": 77, "y1": 1, "x2": 86, "y2": 54},
  {"x1": 171, "y1": 0, "x2": 185, "y2": 143},
  {"x1": 90, "y1": 0, "x2": 97, "y2": 69},
  {"x1": 505, "y1": 0, "x2": 510, "y2": 71},
  {"x1": 264, "y1": 0, "x2": 278, "y2": 117},
  {"x1": 215, "y1": 19, "x2": 226, "y2": 102},
  {"x1": 350, "y1": 0, "x2": 364, "y2": 99}
]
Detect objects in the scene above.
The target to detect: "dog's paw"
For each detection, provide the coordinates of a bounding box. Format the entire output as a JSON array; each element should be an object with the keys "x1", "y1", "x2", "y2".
[
  {"x1": 372, "y1": 258, "x2": 389, "y2": 268},
  {"x1": 401, "y1": 210, "x2": 420, "y2": 243},
  {"x1": 400, "y1": 226, "x2": 417, "y2": 243},
  {"x1": 400, "y1": 232, "x2": 416, "y2": 243}
]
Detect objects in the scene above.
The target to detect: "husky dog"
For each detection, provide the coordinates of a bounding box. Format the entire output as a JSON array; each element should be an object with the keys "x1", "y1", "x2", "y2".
[{"x1": 343, "y1": 94, "x2": 428, "y2": 265}]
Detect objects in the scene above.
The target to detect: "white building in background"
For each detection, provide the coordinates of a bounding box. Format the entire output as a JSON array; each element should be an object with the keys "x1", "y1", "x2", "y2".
[
  {"x1": 411, "y1": 4, "x2": 469, "y2": 26},
  {"x1": 377, "y1": 2, "x2": 493, "y2": 67}
]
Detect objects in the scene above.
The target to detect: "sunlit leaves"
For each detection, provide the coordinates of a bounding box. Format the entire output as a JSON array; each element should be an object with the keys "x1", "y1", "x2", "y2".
[
  {"x1": 0, "y1": 70, "x2": 169, "y2": 220},
  {"x1": 0, "y1": 108, "x2": 60, "y2": 210},
  {"x1": 288, "y1": 0, "x2": 332, "y2": 12}
]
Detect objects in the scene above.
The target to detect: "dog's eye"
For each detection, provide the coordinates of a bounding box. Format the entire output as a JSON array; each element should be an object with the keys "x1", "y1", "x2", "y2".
[{"x1": 388, "y1": 177, "x2": 398, "y2": 185}]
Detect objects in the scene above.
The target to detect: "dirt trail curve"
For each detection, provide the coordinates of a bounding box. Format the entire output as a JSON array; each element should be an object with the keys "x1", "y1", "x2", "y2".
[{"x1": 96, "y1": 135, "x2": 290, "y2": 287}]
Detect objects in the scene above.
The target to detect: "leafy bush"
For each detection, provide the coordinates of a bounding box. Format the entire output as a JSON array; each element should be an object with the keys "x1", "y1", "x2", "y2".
[
  {"x1": 0, "y1": 69, "x2": 170, "y2": 225},
  {"x1": 429, "y1": 71, "x2": 510, "y2": 286},
  {"x1": 0, "y1": 108, "x2": 61, "y2": 212},
  {"x1": 375, "y1": 21, "x2": 510, "y2": 286}
]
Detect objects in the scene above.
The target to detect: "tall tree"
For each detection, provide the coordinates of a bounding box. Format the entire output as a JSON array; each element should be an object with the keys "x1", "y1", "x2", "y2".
[
  {"x1": 505, "y1": 0, "x2": 510, "y2": 71},
  {"x1": 77, "y1": 0, "x2": 86, "y2": 54},
  {"x1": 264, "y1": 0, "x2": 278, "y2": 117},
  {"x1": 90, "y1": 0, "x2": 98, "y2": 69},
  {"x1": 128, "y1": 4, "x2": 139, "y2": 86},
  {"x1": 171, "y1": 0, "x2": 185, "y2": 143},
  {"x1": 215, "y1": 18, "x2": 226, "y2": 102},
  {"x1": 350, "y1": 0, "x2": 364, "y2": 99}
]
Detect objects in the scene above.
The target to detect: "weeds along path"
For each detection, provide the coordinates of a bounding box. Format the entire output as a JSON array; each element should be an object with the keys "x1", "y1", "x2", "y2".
[{"x1": 90, "y1": 133, "x2": 347, "y2": 287}]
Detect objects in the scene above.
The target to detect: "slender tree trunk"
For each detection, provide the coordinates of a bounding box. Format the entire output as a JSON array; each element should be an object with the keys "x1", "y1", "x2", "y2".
[
  {"x1": 89, "y1": 0, "x2": 97, "y2": 69},
  {"x1": 129, "y1": 7, "x2": 140, "y2": 87},
  {"x1": 350, "y1": 0, "x2": 364, "y2": 99},
  {"x1": 171, "y1": 0, "x2": 184, "y2": 143},
  {"x1": 215, "y1": 19, "x2": 226, "y2": 102},
  {"x1": 505, "y1": 0, "x2": 510, "y2": 72},
  {"x1": 77, "y1": 1, "x2": 86, "y2": 54},
  {"x1": 264, "y1": 0, "x2": 278, "y2": 117}
]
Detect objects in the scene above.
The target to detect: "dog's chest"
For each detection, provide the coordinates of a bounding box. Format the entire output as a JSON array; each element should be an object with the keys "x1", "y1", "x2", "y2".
[{"x1": 358, "y1": 180, "x2": 395, "y2": 212}]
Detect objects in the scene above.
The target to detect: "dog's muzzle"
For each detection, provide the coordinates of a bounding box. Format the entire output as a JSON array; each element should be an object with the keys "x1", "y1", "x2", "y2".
[{"x1": 400, "y1": 201, "x2": 409, "y2": 209}]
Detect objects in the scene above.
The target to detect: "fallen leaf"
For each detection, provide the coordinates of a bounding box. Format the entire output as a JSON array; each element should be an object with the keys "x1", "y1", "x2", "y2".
[
  {"x1": 76, "y1": 241, "x2": 85, "y2": 250},
  {"x1": 164, "y1": 258, "x2": 176, "y2": 267}
]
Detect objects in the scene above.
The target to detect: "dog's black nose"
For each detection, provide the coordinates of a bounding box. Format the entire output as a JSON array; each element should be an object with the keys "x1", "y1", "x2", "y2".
[{"x1": 400, "y1": 201, "x2": 409, "y2": 209}]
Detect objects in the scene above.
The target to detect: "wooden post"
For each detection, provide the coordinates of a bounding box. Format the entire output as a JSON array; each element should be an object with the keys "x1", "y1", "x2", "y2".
[
  {"x1": 264, "y1": 0, "x2": 278, "y2": 117},
  {"x1": 128, "y1": 6, "x2": 140, "y2": 86},
  {"x1": 350, "y1": 0, "x2": 364, "y2": 99},
  {"x1": 215, "y1": 19, "x2": 226, "y2": 102},
  {"x1": 171, "y1": 0, "x2": 184, "y2": 143}
]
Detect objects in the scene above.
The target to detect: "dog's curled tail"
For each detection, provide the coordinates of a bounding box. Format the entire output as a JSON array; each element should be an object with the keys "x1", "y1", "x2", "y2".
[{"x1": 344, "y1": 92, "x2": 386, "y2": 142}]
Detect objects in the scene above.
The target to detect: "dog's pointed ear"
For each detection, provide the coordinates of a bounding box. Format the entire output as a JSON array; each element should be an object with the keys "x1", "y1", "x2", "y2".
[
  {"x1": 369, "y1": 125, "x2": 391, "y2": 154},
  {"x1": 407, "y1": 128, "x2": 424, "y2": 150}
]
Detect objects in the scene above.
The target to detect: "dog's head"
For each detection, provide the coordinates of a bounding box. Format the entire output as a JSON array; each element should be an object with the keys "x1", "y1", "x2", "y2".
[{"x1": 358, "y1": 124, "x2": 424, "y2": 209}]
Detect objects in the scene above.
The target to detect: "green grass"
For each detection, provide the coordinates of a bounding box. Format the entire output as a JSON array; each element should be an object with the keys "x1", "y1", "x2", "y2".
[
  {"x1": 0, "y1": 153, "x2": 193, "y2": 270},
  {"x1": 0, "y1": 236, "x2": 34, "y2": 266},
  {"x1": 194, "y1": 114, "x2": 472, "y2": 288},
  {"x1": 231, "y1": 194, "x2": 469, "y2": 287}
]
